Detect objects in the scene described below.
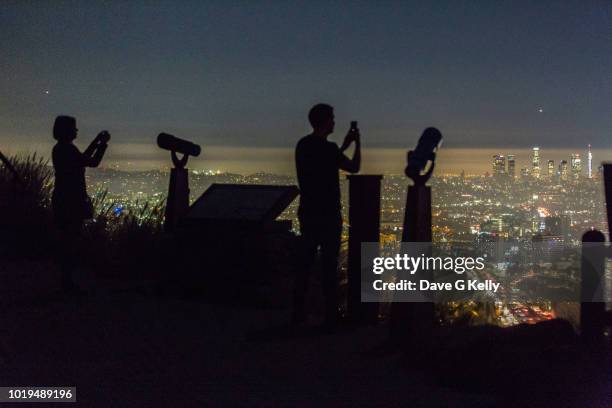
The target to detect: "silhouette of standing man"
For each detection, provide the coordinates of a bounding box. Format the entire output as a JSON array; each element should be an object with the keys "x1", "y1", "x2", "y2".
[
  {"x1": 293, "y1": 104, "x2": 361, "y2": 326},
  {"x1": 52, "y1": 115, "x2": 110, "y2": 292}
]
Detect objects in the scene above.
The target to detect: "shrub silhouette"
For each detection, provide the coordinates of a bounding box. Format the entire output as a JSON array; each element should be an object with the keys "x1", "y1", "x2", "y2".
[
  {"x1": 0, "y1": 153, "x2": 54, "y2": 258},
  {"x1": 0, "y1": 152, "x2": 167, "y2": 279},
  {"x1": 83, "y1": 192, "x2": 166, "y2": 278}
]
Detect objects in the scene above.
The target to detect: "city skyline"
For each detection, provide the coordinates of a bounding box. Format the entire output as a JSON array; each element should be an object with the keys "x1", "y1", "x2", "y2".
[
  {"x1": 2, "y1": 136, "x2": 607, "y2": 176},
  {"x1": 85, "y1": 143, "x2": 609, "y2": 243},
  {"x1": 492, "y1": 144, "x2": 595, "y2": 180}
]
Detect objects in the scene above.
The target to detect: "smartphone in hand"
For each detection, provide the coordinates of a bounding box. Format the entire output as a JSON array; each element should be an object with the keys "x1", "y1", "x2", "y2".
[{"x1": 98, "y1": 131, "x2": 111, "y2": 143}]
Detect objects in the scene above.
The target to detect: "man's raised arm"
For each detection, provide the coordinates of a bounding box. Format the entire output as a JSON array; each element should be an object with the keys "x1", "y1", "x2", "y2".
[{"x1": 339, "y1": 130, "x2": 361, "y2": 173}]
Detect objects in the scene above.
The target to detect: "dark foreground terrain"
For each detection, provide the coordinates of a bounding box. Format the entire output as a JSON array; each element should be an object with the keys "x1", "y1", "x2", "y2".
[{"x1": 1, "y1": 261, "x2": 611, "y2": 407}]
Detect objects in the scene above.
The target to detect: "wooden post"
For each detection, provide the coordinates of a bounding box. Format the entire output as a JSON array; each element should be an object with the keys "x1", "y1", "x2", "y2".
[
  {"x1": 580, "y1": 164, "x2": 612, "y2": 344},
  {"x1": 604, "y1": 163, "x2": 612, "y2": 239},
  {"x1": 347, "y1": 174, "x2": 383, "y2": 323},
  {"x1": 580, "y1": 229, "x2": 606, "y2": 345}
]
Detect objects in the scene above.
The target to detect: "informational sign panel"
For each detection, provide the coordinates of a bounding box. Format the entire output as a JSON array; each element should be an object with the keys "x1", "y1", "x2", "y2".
[{"x1": 186, "y1": 184, "x2": 298, "y2": 225}]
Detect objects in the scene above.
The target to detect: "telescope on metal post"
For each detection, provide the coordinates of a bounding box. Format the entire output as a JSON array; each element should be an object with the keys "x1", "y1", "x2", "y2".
[
  {"x1": 389, "y1": 127, "x2": 442, "y2": 347},
  {"x1": 157, "y1": 133, "x2": 201, "y2": 232}
]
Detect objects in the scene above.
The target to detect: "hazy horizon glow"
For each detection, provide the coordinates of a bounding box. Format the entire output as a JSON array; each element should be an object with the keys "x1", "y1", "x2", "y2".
[{"x1": 3, "y1": 141, "x2": 608, "y2": 177}]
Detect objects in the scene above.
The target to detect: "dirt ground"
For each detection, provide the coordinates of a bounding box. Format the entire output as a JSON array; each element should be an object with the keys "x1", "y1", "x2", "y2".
[{"x1": 1, "y1": 261, "x2": 609, "y2": 407}]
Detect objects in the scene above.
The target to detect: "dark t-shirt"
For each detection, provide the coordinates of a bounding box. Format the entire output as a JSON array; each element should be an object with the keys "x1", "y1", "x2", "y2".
[
  {"x1": 295, "y1": 135, "x2": 342, "y2": 219},
  {"x1": 52, "y1": 142, "x2": 88, "y2": 222}
]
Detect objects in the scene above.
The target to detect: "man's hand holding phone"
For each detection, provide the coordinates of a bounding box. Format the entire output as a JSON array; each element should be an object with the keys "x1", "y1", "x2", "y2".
[{"x1": 341, "y1": 121, "x2": 360, "y2": 151}]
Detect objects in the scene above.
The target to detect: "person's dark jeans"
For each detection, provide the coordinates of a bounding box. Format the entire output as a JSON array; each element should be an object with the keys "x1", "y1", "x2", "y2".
[
  {"x1": 56, "y1": 220, "x2": 82, "y2": 292},
  {"x1": 292, "y1": 214, "x2": 342, "y2": 324}
]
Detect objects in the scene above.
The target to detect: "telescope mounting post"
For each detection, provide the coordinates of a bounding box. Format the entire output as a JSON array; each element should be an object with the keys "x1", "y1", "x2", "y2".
[
  {"x1": 164, "y1": 150, "x2": 191, "y2": 233},
  {"x1": 389, "y1": 137, "x2": 438, "y2": 349}
]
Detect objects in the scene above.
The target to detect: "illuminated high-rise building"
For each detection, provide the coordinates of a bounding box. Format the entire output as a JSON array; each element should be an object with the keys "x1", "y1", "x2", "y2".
[
  {"x1": 547, "y1": 160, "x2": 554, "y2": 177},
  {"x1": 492, "y1": 154, "x2": 506, "y2": 177},
  {"x1": 587, "y1": 144, "x2": 593, "y2": 179},
  {"x1": 532, "y1": 147, "x2": 541, "y2": 179},
  {"x1": 545, "y1": 215, "x2": 571, "y2": 242},
  {"x1": 507, "y1": 154, "x2": 516, "y2": 178},
  {"x1": 520, "y1": 167, "x2": 530, "y2": 178},
  {"x1": 570, "y1": 154, "x2": 581, "y2": 179},
  {"x1": 559, "y1": 160, "x2": 568, "y2": 181}
]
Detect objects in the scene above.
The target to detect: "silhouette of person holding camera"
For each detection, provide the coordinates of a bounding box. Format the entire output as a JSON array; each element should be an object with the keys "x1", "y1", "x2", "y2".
[
  {"x1": 51, "y1": 115, "x2": 110, "y2": 292},
  {"x1": 293, "y1": 103, "x2": 361, "y2": 326}
]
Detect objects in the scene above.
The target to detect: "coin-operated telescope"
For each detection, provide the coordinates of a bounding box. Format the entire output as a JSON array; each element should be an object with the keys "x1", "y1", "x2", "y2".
[
  {"x1": 405, "y1": 127, "x2": 442, "y2": 185},
  {"x1": 157, "y1": 133, "x2": 202, "y2": 232}
]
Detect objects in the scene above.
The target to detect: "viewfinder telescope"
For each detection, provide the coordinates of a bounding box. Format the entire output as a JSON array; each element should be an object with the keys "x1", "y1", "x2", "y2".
[
  {"x1": 407, "y1": 127, "x2": 442, "y2": 175},
  {"x1": 157, "y1": 133, "x2": 201, "y2": 157}
]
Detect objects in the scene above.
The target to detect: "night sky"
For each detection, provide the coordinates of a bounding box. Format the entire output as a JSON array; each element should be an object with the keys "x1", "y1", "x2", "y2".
[{"x1": 2, "y1": 1, "x2": 611, "y2": 150}]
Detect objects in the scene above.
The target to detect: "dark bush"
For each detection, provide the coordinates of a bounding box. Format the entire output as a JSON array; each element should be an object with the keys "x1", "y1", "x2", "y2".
[
  {"x1": 0, "y1": 153, "x2": 54, "y2": 258},
  {"x1": 0, "y1": 153, "x2": 167, "y2": 280}
]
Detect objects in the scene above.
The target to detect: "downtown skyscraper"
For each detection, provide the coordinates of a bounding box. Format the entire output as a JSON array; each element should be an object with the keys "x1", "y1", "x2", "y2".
[
  {"x1": 587, "y1": 144, "x2": 593, "y2": 179},
  {"x1": 492, "y1": 154, "x2": 506, "y2": 177},
  {"x1": 532, "y1": 147, "x2": 541, "y2": 179},
  {"x1": 507, "y1": 154, "x2": 516, "y2": 179},
  {"x1": 547, "y1": 160, "x2": 555, "y2": 177},
  {"x1": 570, "y1": 154, "x2": 582, "y2": 180},
  {"x1": 559, "y1": 160, "x2": 569, "y2": 181}
]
